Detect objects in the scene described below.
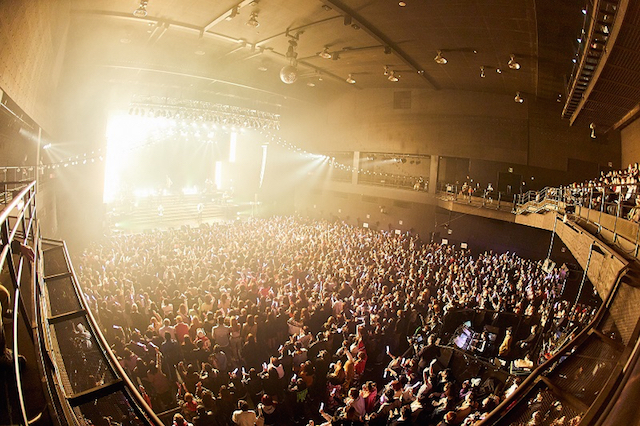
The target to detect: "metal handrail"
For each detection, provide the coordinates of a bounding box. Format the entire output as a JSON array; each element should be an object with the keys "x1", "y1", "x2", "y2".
[
  {"x1": 478, "y1": 262, "x2": 631, "y2": 425},
  {"x1": 1, "y1": 181, "x2": 38, "y2": 425},
  {"x1": 59, "y1": 239, "x2": 164, "y2": 425},
  {"x1": 1, "y1": 179, "x2": 163, "y2": 425}
]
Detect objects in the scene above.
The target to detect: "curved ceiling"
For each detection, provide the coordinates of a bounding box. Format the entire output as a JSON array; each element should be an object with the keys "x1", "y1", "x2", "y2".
[{"x1": 64, "y1": 0, "x2": 586, "y2": 108}]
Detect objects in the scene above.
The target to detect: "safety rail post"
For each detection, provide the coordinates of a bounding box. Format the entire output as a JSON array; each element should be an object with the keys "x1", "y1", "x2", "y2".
[
  {"x1": 634, "y1": 221, "x2": 640, "y2": 258},
  {"x1": 557, "y1": 186, "x2": 561, "y2": 205},
  {"x1": 613, "y1": 189, "x2": 622, "y2": 242},
  {"x1": 587, "y1": 187, "x2": 593, "y2": 223},
  {"x1": 599, "y1": 189, "x2": 604, "y2": 231}
]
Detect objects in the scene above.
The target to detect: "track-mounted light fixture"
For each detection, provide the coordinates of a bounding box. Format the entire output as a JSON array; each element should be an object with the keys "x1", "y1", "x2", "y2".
[
  {"x1": 514, "y1": 92, "x2": 524, "y2": 103},
  {"x1": 133, "y1": 0, "x2": 148, "y2": 17},
  {"x1": 434, "y1": 50, "x2": 447, "y2": 64},
  {"x1": 246, "y1": 12, "x2": 260, "y2": 28},
  {"x1": 508, "y1": 54, "x2": 521, "y2": 70}
]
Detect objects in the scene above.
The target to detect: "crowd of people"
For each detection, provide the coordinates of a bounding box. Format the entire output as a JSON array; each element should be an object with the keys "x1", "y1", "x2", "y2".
[
  {"x1": 563, "y1": 163, "x2": 640, "y2": 222},
  {"x1": 74, "y1": 216, "x2": 577, "y2": 426}
]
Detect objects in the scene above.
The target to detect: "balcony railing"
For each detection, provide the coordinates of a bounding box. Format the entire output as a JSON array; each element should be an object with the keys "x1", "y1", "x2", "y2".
[
  {"x1": 1, "y1": 180, "x2": 163, "y2": 426},
  {"x1": 515, "y1": 183, "x2": 640, "y2": 257}
]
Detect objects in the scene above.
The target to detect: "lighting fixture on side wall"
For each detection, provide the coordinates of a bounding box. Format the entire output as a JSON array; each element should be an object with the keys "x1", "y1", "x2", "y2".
[
  {"x1": 590, "y1": 122, "x2": 596, "y2": 138},
  {"x1": 514, "y1": 92, "x2": 524, "y2": 103},
  {"x1": 434, "y1": 50, "x2": 447, "y2": 64},
  {"x1": 508, "y1": 54, "x2": 521, "y2": 70},
  {"x1": 480, "y1": 66, "x2": 485, "y2": 78},
  {"x1": 388, "y1": 70, "x2": 399, "y2": 82},
  {"x1": 246, "y1": 12, "x2": 260, "y2": 28},
  {"x1": 133, "y1": 0, "x2": 149, "y2": 17},
  {"x1": 346, "y1": 74, "x2": 356, "y2": 84}
]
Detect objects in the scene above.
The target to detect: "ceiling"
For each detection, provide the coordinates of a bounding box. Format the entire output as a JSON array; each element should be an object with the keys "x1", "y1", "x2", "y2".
[{"x1": 64, "y1": 0, "x2": 587, "y2": 111}]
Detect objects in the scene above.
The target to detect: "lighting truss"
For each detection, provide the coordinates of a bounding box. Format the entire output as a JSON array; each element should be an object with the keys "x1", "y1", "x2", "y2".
[{"x1": 128, "y1": 95, "x2": 280, "y2": 131}]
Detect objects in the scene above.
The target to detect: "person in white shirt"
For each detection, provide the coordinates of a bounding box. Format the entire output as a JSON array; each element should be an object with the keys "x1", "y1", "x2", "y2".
[
  {"x1": 158, "y1": 318, "x2": 176, "y2": 341},
  {"x1": 232, "y1": 400, "x2": 258, "y2": 426}
]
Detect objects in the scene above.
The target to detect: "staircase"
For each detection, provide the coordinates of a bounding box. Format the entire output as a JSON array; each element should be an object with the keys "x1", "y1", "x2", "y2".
[{"x1": 514, "y1": 187, "x2": 564, "y2": 215}]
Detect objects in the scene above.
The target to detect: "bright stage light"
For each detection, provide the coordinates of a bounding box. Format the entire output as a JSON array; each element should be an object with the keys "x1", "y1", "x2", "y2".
[
  {"x1": 104, "y1": 114, "x2": 155, "y2": 203},
  {"x1": 215, "y1": 161, "x2": 223, "y2": 190},
  {"x1": 133, "y1": 188, "x2": 158, "y2": 198},
  {"x1": 229, "y1": 132, "x2": 237, "y2": 163},
  {"x1": 182, "y1": 186, "x2": 198, "y2": 195},
  {"x1": 259, "y1": 144, "x2": 268, "y2": 189}
]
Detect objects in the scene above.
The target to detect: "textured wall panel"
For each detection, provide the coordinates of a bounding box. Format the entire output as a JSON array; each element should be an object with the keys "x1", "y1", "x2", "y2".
[{"x1": 0, "y1": 0, "x2": 70, "y2": 132}]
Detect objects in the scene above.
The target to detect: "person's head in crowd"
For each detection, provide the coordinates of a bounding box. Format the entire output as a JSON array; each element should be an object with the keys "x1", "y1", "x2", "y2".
[{"x1": 172, "y1": 413, "x2": 188, "y2": 426}]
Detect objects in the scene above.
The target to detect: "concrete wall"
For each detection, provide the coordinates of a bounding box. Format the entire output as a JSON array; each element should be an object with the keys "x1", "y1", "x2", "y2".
[
  {"x1": 283, "y1": 89, "x2": 621, "y2": 187},
  {"x1": 0, "y1": 0, "x2": 69, "y2": 132},
  {"x1": 621, "y1": 117, "x2": 640, "y2": 168}
]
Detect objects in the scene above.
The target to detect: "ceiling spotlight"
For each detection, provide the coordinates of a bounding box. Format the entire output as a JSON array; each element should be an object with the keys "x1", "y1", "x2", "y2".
[
  {"x1": 383, "y1": 66, "x2": 390, "y2": 76},
  {"x1": 307, "y1": 82, "x2": 316, "y2": 87},
  {"x1": 496, "y1": 68, "x2": 502, "y2": 74},
  {"x1": 346, "y1": 74, "x2": 356, "y2": 84},
  {"x1": 508, "y1": 54, "x2": 521, "y2": 70},
  {"x1": 195, "y1": 49, "x2": 205, "y2": 56},
  {"x1": 590, "y1": 122, "x2": 596, "y2": 138},
  {"x1": 257, "y1": 65, "x2": 268, "y2": 72},
  {"x1": 434, "y1": 50, "x2": 447, "y2": 64},
  {"x1": 388, "y1": 70, "x2": 399, "y2": 82},
  {"x1": 319, "y1": 47, "x2": 332, "y2": 59},
  {"x1": 480, "y1": 66, "x2": 485, "y2": 78},
  {"x1": 246, "y1": 12, "x2": 260, "y2": 28},
  {"x1": 399, "y1": 1, "x2": 407, "y2": 6},
  {"x1": 133, "y1": 0, "x2": 148, "y2": 17},
  {"x1": 514, "y1": 92, "x2": 524, "y2": 103}
]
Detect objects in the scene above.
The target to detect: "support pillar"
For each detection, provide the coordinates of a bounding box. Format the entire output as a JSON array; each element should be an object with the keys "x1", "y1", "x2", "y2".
[{"x1": 429, "y1": 155, "x2": 439, "y2": 194}]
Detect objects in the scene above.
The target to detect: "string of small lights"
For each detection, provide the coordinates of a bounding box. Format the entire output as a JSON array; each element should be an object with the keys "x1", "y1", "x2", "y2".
[
  {"x1": 259, "y1": 131, "x2": 425, "y2": 182},
  {"x1": 40, "y1": 130, "x2": 424, "y2": 185}
]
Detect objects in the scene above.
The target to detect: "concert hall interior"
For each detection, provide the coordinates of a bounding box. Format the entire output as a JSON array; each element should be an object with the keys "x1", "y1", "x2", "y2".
[{"x1": 2, "y1": 1, "x2": 640, "y2": 425}]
